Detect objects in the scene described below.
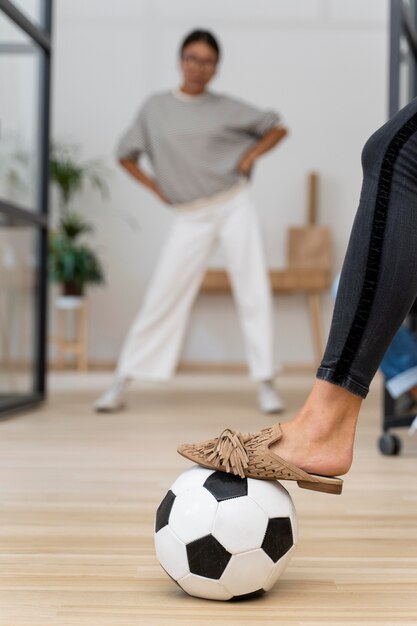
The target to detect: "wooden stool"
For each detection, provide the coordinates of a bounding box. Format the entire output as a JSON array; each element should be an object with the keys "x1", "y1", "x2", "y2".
[{"x1": 53, "y1": 296, "x2": 88, "y2": 371}]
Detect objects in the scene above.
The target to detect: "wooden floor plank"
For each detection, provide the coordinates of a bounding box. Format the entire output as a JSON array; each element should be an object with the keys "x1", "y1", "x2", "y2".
[{"x1": 0, "y1": 372, "x2": 416, "y2": 625}]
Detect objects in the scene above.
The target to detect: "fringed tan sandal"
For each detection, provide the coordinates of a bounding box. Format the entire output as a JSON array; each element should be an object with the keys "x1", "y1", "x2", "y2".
[{"x1": 177, "y1": 423, "x2": 343, "y2": 495}]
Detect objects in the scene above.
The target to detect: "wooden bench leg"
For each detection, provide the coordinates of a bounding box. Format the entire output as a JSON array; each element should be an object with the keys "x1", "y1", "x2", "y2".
[
  {"x1": 77, "y1": 306, "x2": 88, "y2": 372},
  {"x1": 308, "y1": 293, "x2": 324, "y2": 366},
  {"x1": 57, "y1": 309, "x2": 66, "y2": 370}
]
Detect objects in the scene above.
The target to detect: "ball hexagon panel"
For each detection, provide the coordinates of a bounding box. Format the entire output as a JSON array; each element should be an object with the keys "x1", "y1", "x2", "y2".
[
  {"x1": 187, "y1": 534, "x2": 232, "y2": 579},
  {"x1": 178, "y1": 573, "x2": 232, "y2": 601},
  {"x1": 203, "y1": 471, "x2": 248, "y2": 501},
  {"x1": 169, "y1": 486, "x2": 218, "y2": 544},
  {"x1": 155, "y1": 490, "x2": 176, "y2": 533},
  {"x1": 212, "y1": 496, "x2": 268, "y2": 554},
  {"x1": 220, "y1": 549, "x2": 274, "y2": 597},
  {"x1": 154, "y1": 525, "x2": 189, "y2": 581},
  {"x1": 247, "y1": 478, "x2": 292, "y2": 518},
  {"x1": 170, "y1": 466, "x2": 215, "y2": 496},
  {"x1": 261, "y1": 517, "x2": 294, "y2": 563}
]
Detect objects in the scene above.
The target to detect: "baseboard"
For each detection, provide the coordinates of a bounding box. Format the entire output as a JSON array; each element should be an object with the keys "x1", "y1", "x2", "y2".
[{"x1": 47, "y1": 360, "x2": 317, "y2": 374}]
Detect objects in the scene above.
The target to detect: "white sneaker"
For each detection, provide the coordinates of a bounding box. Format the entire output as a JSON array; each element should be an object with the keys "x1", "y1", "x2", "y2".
[
  {"x1": 94, "y1": 379, "x2": 127, "y2": 412},
  {"x1": 258, "y1": 380, "x2": 285, "y2": 414}
]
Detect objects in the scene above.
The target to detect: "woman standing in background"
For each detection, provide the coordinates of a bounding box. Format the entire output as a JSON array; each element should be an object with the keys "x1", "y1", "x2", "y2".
[{"x1": 95, "y1": 29, "x2": 288, "y2": 414}]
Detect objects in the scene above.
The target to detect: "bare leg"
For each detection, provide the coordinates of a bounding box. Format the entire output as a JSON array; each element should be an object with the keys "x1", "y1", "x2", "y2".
[{"x1": 270, "y1": 380, "x2": 361, "y2": 477}]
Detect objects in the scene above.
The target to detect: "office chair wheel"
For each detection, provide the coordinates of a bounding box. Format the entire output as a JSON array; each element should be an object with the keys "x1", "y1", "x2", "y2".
[{"x1": 378, "y1": 433, "x2": 402, "y2": 456}]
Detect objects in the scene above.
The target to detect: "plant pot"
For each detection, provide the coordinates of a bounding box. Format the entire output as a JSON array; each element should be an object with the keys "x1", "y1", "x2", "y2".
[{"x1": 62, "y1": 281, "x2": 83, "y2": 297}]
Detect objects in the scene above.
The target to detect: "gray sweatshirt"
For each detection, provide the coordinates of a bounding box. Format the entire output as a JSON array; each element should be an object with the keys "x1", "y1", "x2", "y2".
[{"x1": 117, "y1": 90, "x2": 281, "y2": 205}]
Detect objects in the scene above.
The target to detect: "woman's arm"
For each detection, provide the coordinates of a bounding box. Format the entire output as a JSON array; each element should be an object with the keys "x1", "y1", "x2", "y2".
[
  {"x1": 119, "y1": 158, "x2": 171, "y2": 204},
  {"x1": 238, "y1": 126, "x2": 288, "y2": 176}
]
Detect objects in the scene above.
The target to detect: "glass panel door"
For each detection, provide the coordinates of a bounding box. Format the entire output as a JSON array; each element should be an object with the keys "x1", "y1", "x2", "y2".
[
  {"x1": 0, "y1": 0, "x2": 51, "y2": 416},
  {"x1": 0, "y1": 10, "x2": 43, "y2": 212}
]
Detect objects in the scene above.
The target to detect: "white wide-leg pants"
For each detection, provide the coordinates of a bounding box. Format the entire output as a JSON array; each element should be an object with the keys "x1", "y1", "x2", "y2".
[{"x1": 117, "y1": 187, "x2": 276, "y2": 381}]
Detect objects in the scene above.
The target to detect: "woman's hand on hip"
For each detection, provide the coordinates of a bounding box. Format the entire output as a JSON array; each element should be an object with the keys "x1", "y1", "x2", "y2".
[
  {"x1": 237, "y1": 126, "x2": 289, "y2": 177},
  {"x1": 237, "y1": 153, "x2": 255, "y2": 177},
  {"x1": 118, "y1": 159, "x2": 172, "y2": 205},
  {"x1": 149, "y1": 179, "x2": 172, "y2": 205}
]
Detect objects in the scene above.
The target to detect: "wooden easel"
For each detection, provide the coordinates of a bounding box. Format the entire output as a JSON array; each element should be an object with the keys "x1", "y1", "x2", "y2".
[{"x1": 284, "y1": 172, "x2": 332, "y2": 362}]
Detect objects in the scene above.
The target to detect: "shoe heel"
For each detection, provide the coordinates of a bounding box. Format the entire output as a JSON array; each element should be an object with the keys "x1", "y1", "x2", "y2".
[{"x1": 297, "y1": 479, "x2": 343, "y2": 495}]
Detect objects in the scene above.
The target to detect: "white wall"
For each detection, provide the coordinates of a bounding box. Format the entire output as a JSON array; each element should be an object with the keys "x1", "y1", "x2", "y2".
[{"x1": 51, "y1": 0, "x2": 389, "y2": 368}]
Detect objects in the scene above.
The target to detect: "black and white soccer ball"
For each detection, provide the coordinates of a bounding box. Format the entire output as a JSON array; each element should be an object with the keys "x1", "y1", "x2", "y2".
[{"x1": 155, "y1": 466, "x2": 297, "y2": 601}]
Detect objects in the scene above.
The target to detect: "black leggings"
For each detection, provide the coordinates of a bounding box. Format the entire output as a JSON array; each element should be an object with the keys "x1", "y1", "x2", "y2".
[{"x1": 317, "y1": 97, "x2": 417, "y2": 398}]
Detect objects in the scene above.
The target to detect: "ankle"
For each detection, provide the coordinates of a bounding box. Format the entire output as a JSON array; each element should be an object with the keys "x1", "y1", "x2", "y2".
[{"x1": 288, "y1": 380, "x2": 361, "y2": 439}]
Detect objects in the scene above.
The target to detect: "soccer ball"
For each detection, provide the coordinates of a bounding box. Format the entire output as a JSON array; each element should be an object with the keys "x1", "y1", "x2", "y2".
[{"x1": 154, "y1": 466, "x2": 297, "y2": 601}]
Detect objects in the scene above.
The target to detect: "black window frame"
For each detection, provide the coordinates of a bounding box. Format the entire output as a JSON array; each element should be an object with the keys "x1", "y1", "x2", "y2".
[{"x1": 0, "y1": 0, "x2": 52, "y2": 416}]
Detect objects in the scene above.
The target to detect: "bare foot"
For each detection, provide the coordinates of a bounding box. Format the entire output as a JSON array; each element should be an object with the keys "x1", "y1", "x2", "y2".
[{"x1": 269, "y1": 380, "x2": 362, "y2": 477}]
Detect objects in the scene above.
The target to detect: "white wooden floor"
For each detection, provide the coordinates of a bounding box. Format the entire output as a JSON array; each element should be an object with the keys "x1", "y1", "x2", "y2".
[{"x1": 1, "y1": 371, "x2": 417, "y2": 625}]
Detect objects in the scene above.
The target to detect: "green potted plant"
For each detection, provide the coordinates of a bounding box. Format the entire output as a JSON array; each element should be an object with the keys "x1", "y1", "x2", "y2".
[{"x1": 49, "y1": 143, "x2": 108, "y2": 296}]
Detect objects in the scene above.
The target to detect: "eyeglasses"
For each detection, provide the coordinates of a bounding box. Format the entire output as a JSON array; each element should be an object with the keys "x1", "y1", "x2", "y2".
[{"x1": 182, "y1": 54, "x2": 217, "y2": 70}]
